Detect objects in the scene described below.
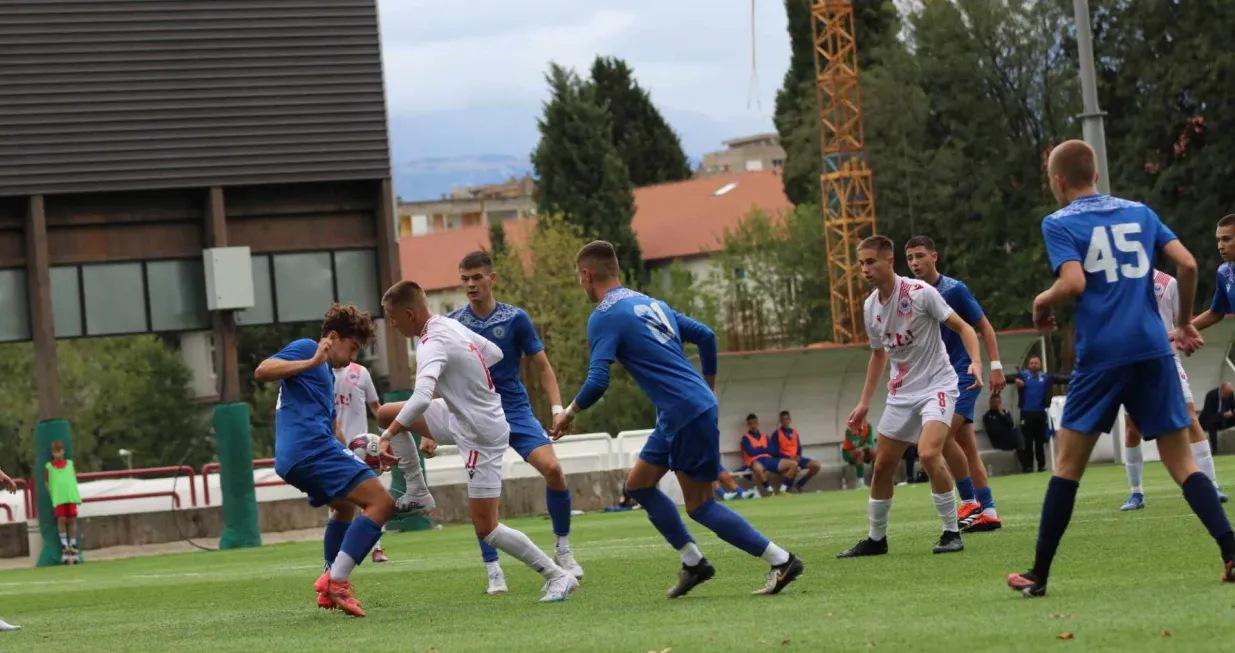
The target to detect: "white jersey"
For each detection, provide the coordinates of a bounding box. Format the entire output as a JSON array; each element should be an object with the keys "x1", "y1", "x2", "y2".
[
  {"x1": 334, "y1": 362, "x2": 379, "y2": 440},
  {"x1": 414, "y1": 315, "x2": 509, "y2": 444},
  {"x1": 864, "y1": 275, "x2": 958, "y2": 403},
  {"x1": 1153, "y1": 270, "x2": 1179, "y2": 335}
]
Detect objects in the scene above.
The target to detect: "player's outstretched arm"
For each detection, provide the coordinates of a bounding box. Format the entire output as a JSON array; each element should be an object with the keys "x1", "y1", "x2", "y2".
[
  {"x1": 1193, "y1": 310, "x2": 1223, "y2": 332},
  {"x1": 552, "y1": 314, "x2": 617, "y2": 437},
  {"x1": 529, "y1": 352, "x2": 564, "y2": 412},
  {"x1": 674, "y1": 310, "x2": 719, "y2": 390},
  {"x1": 253, "y1": 338, "x2": 330, "y2": 381},
  {"x1": 381, "y1": 340, "x2": 445, "y2": 440},
  {"x1": 976, "y1": 316, "x2": 1006, "y2": 393}
]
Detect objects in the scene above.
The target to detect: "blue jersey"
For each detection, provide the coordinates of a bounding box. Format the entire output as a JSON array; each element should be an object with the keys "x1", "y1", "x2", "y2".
[
  {"x1": 575, "y1": 287, "x2": 719, "y2": 435},
  {"x1": 271, "y1": 338, "x2": 337, "y2": 471},
  {"x1": 931, "y1": 275, "x2": 984, "y2": 372},
  {"x1": 1042, "y1": 194, "x2": 1176, "y2": 372},
  {"x1": 1209, "y1": 262, "x2": 1235, "y2": 318},
  {"x1": 448, "y1": 302, "x2": 543, "y2": 416}
]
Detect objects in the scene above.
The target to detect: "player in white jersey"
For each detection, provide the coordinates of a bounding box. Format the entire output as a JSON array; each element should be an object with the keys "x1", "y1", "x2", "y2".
[
  {"x1": 1119, "y1": 270, "x2": 1227, "y2": 510},
  {"x1": 333, "y1": 362, "x2": 392, "y2": 562},
  {"x1": 837, "y1": 235, "x2": 985, "y2": 559},
  {"x1": 375, "y1": 280, "x2": 578, "y2": 603}
]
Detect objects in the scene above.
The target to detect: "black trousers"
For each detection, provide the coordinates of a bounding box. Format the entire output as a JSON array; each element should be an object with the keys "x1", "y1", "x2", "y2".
[{"x1": 1018, "y1": 411, "x2": 1049, "y2": 472}]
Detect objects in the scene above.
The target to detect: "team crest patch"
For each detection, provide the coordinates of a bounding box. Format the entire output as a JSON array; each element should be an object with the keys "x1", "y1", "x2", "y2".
[
  {"x1": 492, "y1": 325, "x2": 506, "y2": 339},
  {"x1": 897, "y1": 297, "x2": 912, "y2": 315},
  {"x1": 1154, "y1": 282, "x2": 1164, "y2": 297}
]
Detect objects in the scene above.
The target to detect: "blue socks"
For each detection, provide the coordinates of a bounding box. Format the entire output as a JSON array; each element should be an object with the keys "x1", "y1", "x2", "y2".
[
  {"x1": 956, "y1": 476, "x2": 976, "y2": 502},
  {"x1": 339, "y1": 515, "x2": 383, "y2": 565},
  {"x1": 688, "y1": 498, "x2": 770, "y2": 557},
  {"x1": 324, "y1": 519, "x2": 350, "y2": 567},
  {"x1": 628, "y1": 486, "x2": 694, "y2": 550},
  {"x1": 794, "y1": 476, "x2": 809, "y2": 489},
  {"x1": 1181, "y1": 472, "x2": 1235, "y2": 560},
  {"x1": 1032, "y1": 476, "x2": 1079, "y2": 582},
  {"x1": 975, "y1": 486, "x2": 995, "y2": 511},
  {"x1": 547, "y1": 487, "x2": 573, "y2": 537},
  {"x1": 478, "y1": 537, "x2": 500, "y2": 563}
]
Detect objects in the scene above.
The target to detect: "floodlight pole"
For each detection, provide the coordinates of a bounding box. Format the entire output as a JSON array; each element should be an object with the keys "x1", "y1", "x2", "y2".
[{"x1": 1073, "y1": 0, "x2": 1111, "y2": 195}]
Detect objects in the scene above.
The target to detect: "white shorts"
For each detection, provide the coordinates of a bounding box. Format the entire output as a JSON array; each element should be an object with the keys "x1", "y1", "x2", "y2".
[
  {"x1": 877, "y1": 391, "x2": 958, "y2": 444},
  {"x1": 1174, "y1": 354, "x2": 1194, "y2": 404},
  {"x1": 423, "y1": 399, "x2": 508, "y2": 500}
]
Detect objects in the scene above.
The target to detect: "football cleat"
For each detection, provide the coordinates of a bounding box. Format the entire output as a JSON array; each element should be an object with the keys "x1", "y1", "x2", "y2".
[
  {"x1": 554, "y1": 549, "x2": 584, "y2": 580},
  {"x1": 540, "y1": 573, "x2": 579, "y2": 603},
  {"x1": 751, "y1": 554, "x2": 804, "y2": 596},
  {"x1": 836, "y1": 537, "x2": 888, "y2": 559},
  {"x1": 1007, "y1": 570, "x2": 1046, "y2": 597},
  {"x1": 964, "y1": 513, "x2": 1003, "y2": 533},
  {"x1": 486, "y1": 569, "x2": 508, "y2": 595},
  {"x1": 1218, "y1": 489, "x2": 1229, "y2": 504},
  {"x1": 314, "y1": 571, "x2": 366, "y2": 617},
  {"x1": 957, "y1": 501, "x2": 982, "y2": 529},
  {"x1": 1223, "y1": 559, "x2": 1235, "y2": 584},
  {"x1": 395, "y1": 491, "x2": 436, "y2": 516},
  {"x1": 932, "y1": 530, "x2": 964, "y2": 554},
  {"x1": 1120, "y1": 493, "x2": 1145, "y2": 511},
  {"x1": 371, "y1": 548, "x2": 389, "y2": 563},
  {"x1": 667, "y1": 559, "x2": 716, "y2": 599}
]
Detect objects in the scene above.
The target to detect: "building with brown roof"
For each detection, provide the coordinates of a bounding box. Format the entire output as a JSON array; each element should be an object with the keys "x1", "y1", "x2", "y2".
[{"x1": 398, "y1": 170, "x2": 793, "y2": 315}]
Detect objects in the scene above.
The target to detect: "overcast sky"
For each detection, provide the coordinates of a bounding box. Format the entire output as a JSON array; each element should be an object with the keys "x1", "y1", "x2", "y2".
[{"x1": 376, "y1": 0, "x2": 791, "y2": 161}]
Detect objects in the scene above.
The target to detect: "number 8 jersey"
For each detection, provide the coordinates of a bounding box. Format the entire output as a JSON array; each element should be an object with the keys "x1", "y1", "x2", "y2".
[
  {"x1": 1042, "y1": 194, "x2": 1176, "y2": 372},
  {"x1": 863, "y1": 276, "x2": 958, "y2": 403}
]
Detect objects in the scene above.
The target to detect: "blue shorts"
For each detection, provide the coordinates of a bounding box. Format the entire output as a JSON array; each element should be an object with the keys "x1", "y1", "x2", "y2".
[
  {"x1": 797, "y1": 456, "x2": 815, "y2": 468},
  {"x1": 756, "y1": 457, "x2": 791, "y2": 472},
  {"x1": 1060, "y1": 355, "x2": 1190, "y2": 440},
  {"x1": 505, "y1": 407, "x2": 553, "y2": 460},
  {"x1": 955, "y1": 372, "x2": 982, "y2": 422},
  {"x1": 639, "y1": 407, "x2": 721, "y2": 482},
  {"x1": 278, "y1": 446, "x2": 375, "y2": 508}
]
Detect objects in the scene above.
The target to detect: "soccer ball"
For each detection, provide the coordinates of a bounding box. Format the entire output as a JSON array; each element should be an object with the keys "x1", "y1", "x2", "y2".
[{"x1": 348, "y1": 434, "x2": 382, "y2": 470}]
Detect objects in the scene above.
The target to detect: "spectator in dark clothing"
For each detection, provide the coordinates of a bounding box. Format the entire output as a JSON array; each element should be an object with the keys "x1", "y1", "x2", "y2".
[
  {"x1": 1014, "y1": 355, "x2": 1069, "y2": 472},
  {"x1": 983, "y1": 393, "x2": 1022, "y2": 451},
  {"x1": 1200, "y1": 382, "x2": 1235, "y2": 454}
]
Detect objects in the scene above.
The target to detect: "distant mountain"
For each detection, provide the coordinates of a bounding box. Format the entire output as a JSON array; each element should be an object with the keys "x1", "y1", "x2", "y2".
[
  {"x1": 387, "y1": 103, "x2": 773, "y2": 200},
  {"x1": 393, "y1": 155, "x2": 532, "y2": 201}
]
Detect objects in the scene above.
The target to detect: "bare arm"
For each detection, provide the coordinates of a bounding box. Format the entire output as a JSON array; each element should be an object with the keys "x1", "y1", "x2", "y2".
[
  {"x1": 977, "y1": 316, "x2": 1001, "y2": 363},
  {"x1": 943, "y1": 313, "x2": 983, "y2": 378},
  {"x1": 1194, "y1": 310, "x2": 1223, "y2": 331},
  {"x1": 1037, "y1": 261, "x2": 1087, "y2": 307},
  {"x1": 529, "y1": 351, "x2": 563, "y2": 408},
  {"x1": 858, "y1": 349, "x2": 888, "y2": 409}
]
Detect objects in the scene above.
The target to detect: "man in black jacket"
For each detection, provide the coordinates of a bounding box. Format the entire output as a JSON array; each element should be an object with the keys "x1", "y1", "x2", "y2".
[
  {"x1": 983, "y1": 393, "x2": 1022, "y2": 452},
  {"x1": 1013, "y1": 355, "x2": 1069, "y2": 472},
  {"x1": 1200, "y1": 382, "x2": 1235, "y2": 454}
]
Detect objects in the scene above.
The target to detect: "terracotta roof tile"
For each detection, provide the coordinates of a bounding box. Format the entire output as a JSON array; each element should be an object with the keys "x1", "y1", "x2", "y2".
[{"x1": 398, "y1": 169, "x2": 792, "y2": 292}]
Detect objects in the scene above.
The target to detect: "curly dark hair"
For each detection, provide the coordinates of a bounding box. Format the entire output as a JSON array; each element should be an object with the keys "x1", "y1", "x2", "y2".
[{"x1": 321, "y1": 303, "x2": 377, "y2": 345}]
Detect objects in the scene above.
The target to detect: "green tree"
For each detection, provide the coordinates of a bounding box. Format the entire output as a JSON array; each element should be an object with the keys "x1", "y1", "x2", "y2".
[
  {"x1": 532, "y1": 63, "x2": 643, "y2": 279},
  {"x1": 489, "y1": 220, "x2": 509, "y2": 256},
  {"x1": 710, "y1": 205, "x2": 832, "y2": 348},
  {"x1": 589, "y1": 56, "x2": 692, "y2": 186}
]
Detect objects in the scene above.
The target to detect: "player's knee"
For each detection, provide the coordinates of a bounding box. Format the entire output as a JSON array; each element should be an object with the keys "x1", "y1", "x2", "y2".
[{"x1": 540, "y1": 459, "x2": 566, "y2": 487}]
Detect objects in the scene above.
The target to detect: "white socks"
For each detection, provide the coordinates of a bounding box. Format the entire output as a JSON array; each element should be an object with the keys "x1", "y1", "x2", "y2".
[
  {"x1": 679, "y1": 542, "x2": 703, "y2": 566},
  {"x1": 484, "y1": 523, "x2": 563, "y2": 580},
  {"x1": 555, "y1": 534, "x2": 570, "y2": 551},
  {"x1": 485, "y1": 560, "x2": 502, "y2": 575},
  {"x1": 760, "y1": 542, "x2": 790, "y2": 566},
  {"x1": 330, "y1": 551, "x2": 358, "y2": 581},
  {"x1": 389, "y1": 432, "x2": 431, "y2": 496},
  {"x1": 868, "y1": 498, "x2": 892, "y2": 541},
  {"x1": 1192, "y1": 440, "x2": 1220, "y2": 487},
  {"x1": 932, "y1": 492, "x2": 959, "y2": 533},
  {"x1": 1125, "y1": 444, "x2": 1144, "y2": 493}
]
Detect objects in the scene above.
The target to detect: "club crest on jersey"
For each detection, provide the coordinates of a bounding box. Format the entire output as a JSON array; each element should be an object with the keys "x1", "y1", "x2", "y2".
[
  {"x1": 492, "y1": 325, "x2": 506, "y2": 339},
  {"x1": 896, "y1": 282, "x2": 913, "y2": 316},
  {"x1": 1153, "y1": 282, "x2": 1164, "y2": 297},
  {"x1": 898, "y1": 298, "x2": 911, "y2": 315}
]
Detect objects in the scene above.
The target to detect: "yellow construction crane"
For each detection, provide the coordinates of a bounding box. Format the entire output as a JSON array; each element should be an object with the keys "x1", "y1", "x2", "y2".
[{"x1": 811, "y1": 0, "x2": 877, "y2": 343}]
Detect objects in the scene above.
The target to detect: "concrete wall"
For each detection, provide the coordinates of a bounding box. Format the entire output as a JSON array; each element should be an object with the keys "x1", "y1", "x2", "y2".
[{"x1": 0, "y1": 523, "x2": 29, "y2": 558}]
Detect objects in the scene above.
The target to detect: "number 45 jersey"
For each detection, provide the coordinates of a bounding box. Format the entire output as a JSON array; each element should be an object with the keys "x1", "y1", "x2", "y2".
[
  {"x1": 586, "y1": 287, "x2": 717, "y2": 435},
  {"x1": 1043, "y1": 194, "x2": 1177, "y2": 373},
  {"x1": 863, "y1": 276, "x2": 958, "y2": 404}
]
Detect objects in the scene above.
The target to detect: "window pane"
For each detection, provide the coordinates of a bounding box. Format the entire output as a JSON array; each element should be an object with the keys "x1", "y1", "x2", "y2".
[
  {"x1": 50, "y1": 266, "x2": 82, "y2": 337},
  {"x1": 273, "y1": 252, "x2": 333, "y2": 323},
  {"x1": 148, "y1": 260, "x2": 209, "y2": 332},
  {"x1": 82, "y1": 263, "x2": 146, "y2": 335},
  {"x1": 236, "y1": 255, "x2": 274, "y2": 326},
  {"x1": 334, "y1": 249, "x2": 379, "y2": 314},
  {"x1": 0, "y1": 269, "x2": 30, "y2": 342}
]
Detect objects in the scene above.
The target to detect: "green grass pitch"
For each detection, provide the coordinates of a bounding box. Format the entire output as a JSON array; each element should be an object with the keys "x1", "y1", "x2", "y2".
[{"x1": 3, "y1": 459, "x2": 1233, "y2": 652}]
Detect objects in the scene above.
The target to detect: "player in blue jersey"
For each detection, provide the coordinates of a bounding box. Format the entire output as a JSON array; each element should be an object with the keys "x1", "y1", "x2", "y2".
[
  {"x1": 253, "y1": 304, "x2": 397, "y2": 617},
  {"x1": 905, "y1": 236, "x2": 1007, "y2": 533},
  {"x1": 1006, "y1": 140, "x2": 1235, "y2": 598},
  {"x1": 448, "y1": 250, "x2": 582, "y2": 594},
  {"x1": 551, "y1": 241, "x2": 803, "y2": 598}
]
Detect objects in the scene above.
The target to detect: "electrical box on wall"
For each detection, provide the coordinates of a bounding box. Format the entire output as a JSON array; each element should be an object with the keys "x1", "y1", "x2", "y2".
[{"x1": 203, "y1": 246, "x2": 255, "y2": 311}]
